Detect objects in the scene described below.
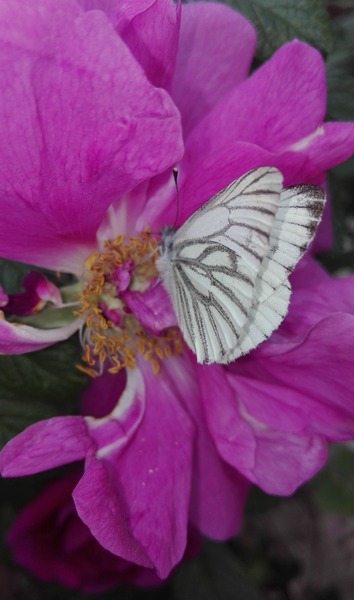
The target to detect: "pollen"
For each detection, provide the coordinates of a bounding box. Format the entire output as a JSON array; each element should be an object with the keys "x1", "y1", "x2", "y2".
[{"x1": 75, "y1": 230, "x2": 182, "y2": 377}]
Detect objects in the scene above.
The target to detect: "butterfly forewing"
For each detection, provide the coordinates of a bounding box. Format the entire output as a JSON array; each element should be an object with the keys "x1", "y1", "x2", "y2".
[{"x1": 157, "y1": 167, "x2": 325, "y2": 364}]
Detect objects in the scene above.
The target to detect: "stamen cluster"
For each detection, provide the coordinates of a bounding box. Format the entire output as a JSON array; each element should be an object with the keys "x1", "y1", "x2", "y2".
[{"x1": 76, "y1": 231, "x2": 182, "y2": 377}]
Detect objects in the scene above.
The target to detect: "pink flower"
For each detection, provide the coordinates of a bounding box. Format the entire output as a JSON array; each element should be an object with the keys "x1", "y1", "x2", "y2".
[
  {"x1": 1, "y1": 0, "x2": 354, "y2": 580},
  {"x1": 7, "y1": 469, "x2": 162, "y2": 592}
]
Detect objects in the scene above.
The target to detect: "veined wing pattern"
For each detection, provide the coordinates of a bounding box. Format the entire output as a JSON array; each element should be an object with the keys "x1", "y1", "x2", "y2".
[{"x1": 157, "y1": 167, "x2": 325, "y2": 364}]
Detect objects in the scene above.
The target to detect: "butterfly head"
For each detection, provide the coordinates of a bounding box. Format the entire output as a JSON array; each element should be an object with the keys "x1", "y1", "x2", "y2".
[{"x1": 159, "y1": 225, "x2": 176, "y2": 256}]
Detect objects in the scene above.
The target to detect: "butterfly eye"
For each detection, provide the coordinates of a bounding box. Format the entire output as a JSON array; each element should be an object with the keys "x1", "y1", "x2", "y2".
[{"x1": 156, "y1": 166, "x2": 325, "y2": 364}]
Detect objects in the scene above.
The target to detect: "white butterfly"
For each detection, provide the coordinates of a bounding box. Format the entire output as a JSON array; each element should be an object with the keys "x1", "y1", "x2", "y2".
[{"x1": 156, "y1": 166, "x2": 325, "y2": 364}]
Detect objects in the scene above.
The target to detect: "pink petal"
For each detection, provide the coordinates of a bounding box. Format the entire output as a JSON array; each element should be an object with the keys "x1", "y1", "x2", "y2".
[
  {"x1": 199, "y1": 363, "x2": 327, "y2": 495},
  {"x1": 119, "y1": 0, "x2": 181, "y2": 90},
  {"x1": 79, "y1": 1, "x2": 180, "y2": 89},
  {"x1": 81, "y1": 369, "x2": 127, "y2": 419},
  {"x1": 162, "y1": 142, "x2": 323, "y2": 227},
  {"x1": 241, "y1": 314, "x2": 354, "y2": 441},
  {"x1": 5, "y1": 272, "x2": 61, "y2": 316},
  {"x1": 7, "y1": 468, "x2": 161, "y2": 592},
  {"x1": 31, "y1": 273, "x2": 62, "y2": 306},
  {"x1": 0, "y1": 0, "x2": 183, "y2": 271},
  {"x1": 0, "y1": 316, "x2": 81, "y2": 354},
  {"x1": 75, "y1": 362, "x2": 194, "y2": 578},
  {"x1": 73, "y1": 458, "x2": 153, "y2": 569},
  {"x1": 184, "y1": 41, "x2": 326, "y2": 162},
  {"x1": 284, "y1": 257, "x2": 354, "y2": 337},
  {"x1": 298, "y1": 122, "x2": 354, "y2": 170},
  {"x1": 311, "y1": 195, "x2": 333, "y2": 253},
  {"x1": 0, "y1": 417, "x2": 93, "y2": 476},
  {"x1": 122, "y1": 282, "x2": 177, "y2": 335},
  {"x1": 213, "y1": 310, "x2": 354, "y2": 493},
  {"x1": 0, "y1": 286, "x2": 8, "y2": 307},
  {"x1": 172, "y1": 2, "x2": 256, "y2": 136},
  {"x1": 171, "y1": 355, "x2": 250, "y2": 538}
]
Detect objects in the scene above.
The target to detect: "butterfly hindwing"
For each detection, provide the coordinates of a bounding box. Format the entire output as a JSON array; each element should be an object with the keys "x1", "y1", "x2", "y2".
[{"x1": 255, "y1": 185, "x2": 325, "y2": 303}]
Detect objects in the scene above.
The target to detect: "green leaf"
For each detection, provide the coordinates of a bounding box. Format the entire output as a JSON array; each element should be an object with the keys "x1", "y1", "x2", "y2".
[
  {"x1": 0, "y1": 258, "x2": 31, "y2": 294},
  {"x1": 227, "y1": 0, "x2": 334, "y2": 60},
  {"x1": 326, "y1": 13, "x2": 354, "y2": 121},
  {"x1": 0, "y1": 340, "x2": 88, "y2": 447},
  {"x1": 325, "y1": 0, "x2": 354, "y2": 7},
  {"x1": 172, "y1": 540, "x2": 261, "y2": 600},
  {"x1": 0, "y1": 256, "x2": 75, "y2": 294},
  {"x1": 0, "y1": 396, "x2": 56, "y2": 448},
  {"x1": 317, "y1": 170, "x2": 354, "y2": 271},
  {"x1": 245, "y1": 486, "x2": 285, "y2": 515},
  {"x1": 312, "y1": 445, "x2": 354, "y2": 515}
]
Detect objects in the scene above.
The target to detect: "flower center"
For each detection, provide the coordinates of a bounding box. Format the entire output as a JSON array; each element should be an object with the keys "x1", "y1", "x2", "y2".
[{"x1": 76, "y1": 230, "x2": 182, "y2": 377}]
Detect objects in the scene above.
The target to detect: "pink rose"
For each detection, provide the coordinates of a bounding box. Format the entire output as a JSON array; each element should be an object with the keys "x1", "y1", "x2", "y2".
[{"x1": 0, "y1": 0, "x2": 354, "y2": 580}]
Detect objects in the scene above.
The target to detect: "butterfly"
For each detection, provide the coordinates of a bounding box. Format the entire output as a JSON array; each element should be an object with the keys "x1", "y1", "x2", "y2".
[{"x1": 156, "y1": 166, "x2": 325, "y2": 364}]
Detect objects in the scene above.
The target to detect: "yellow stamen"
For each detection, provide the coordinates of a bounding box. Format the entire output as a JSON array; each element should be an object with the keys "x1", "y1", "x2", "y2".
[{"x1": 76, "y1": 230, "x2": 182, "y2": 377}]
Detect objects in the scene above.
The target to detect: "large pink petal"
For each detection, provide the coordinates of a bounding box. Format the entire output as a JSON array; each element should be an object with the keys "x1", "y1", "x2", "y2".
[
  {"x1": 73, "y1": 458, "x2": 153, "y2": 569},
  {"x1": 157, "y1": 142, "x2": 323, "y2": 228},
  {"x1": 236, "y1": 314, "x2": 354, "y2": 441},
  {"x1": 0, "y1": 317, "x2": 81, "y2": 354},
  {"x1": 75, "y1": 362, "x2": 194, "y2": 578},
  {"x1": 183, "y1": 40, "x2": 325, "y2": 164},
  {"x1": 283, "y1": 257, "x2": 354, "y2": 337},
  {"x1": 211, "y1": 311, "x2": 354, "y2": 493},
  {"x1": 0, "y1": 0, "x2": 183, "y2": 271},
  {"x1": 199, "y1": 364, "x2": 327, "y2": 495},
  {"x1": 172, "y1": 2, "x2": 256, "y2": 136},
  {"x1": 159, "y1": 353, "x2": 250, "y2": 538},
  {"x1": 0, "y1": 417, "x2": 93, "y2": 476}
]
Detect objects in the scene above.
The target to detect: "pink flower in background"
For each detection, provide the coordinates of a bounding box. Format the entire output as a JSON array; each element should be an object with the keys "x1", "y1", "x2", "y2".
[
  {"x1": 7, "y1": 469, "x2": 162, "y2": 592},
  {"x1": 1, "y1": 0, "x2": 354, "y2": 582}
]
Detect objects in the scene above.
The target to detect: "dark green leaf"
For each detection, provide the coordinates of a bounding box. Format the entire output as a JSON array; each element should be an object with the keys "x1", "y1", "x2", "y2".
[
  {"x1": 172, "y1": 539, "x2": 261, "y2": 600},
  {"x1": 0, "y1": 340, "x2": 88, "y2": 446},
  {"x1": 326, "y1": 14, "x2": 354, "y2": 121},
  {"x1": 0, "y1": 341, "x2": 86, "y2": 403},
  {"x1": 0, "y1": 396, "x2": 55, "y2": 448},
  {"x1": 317, "y1": 170, "x2": 354, "y2": 269},
  {"x1": 0, "y1": 257, "x2": 75, "y2": 294},
  {"x1": 326, "y1": 0, "x2": 354, "y2": 7},
  {"x1": 312, "y1": 445, "x2": 354, "y2": 515},
  {"x1": 227, "y1": 0, "x2": 334, "y2": 60},
  {"x1": 245, "y1": 486, "x2": 285, "y2": 515},
  {"x1": 0, "y1": 258, "x2": 31, "y2": 294}
]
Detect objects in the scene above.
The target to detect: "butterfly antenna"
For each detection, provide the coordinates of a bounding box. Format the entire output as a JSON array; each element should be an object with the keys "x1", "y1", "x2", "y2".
[{"x1": 172, "y1": 168, "x2": 180, "y2": 229}]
